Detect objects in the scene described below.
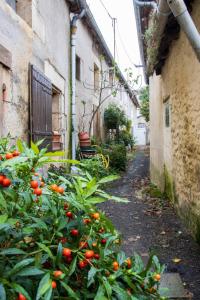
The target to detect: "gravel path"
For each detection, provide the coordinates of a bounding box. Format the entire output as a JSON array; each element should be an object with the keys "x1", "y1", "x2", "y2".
[{"x1": 99, "y1": 148, "x2": 200, "y2": 299}]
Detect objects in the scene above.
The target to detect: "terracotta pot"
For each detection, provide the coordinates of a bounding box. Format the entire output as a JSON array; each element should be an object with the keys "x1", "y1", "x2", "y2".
[
  {"x1": 80, "y1": 140, "x2": 91, "y2": 147},
  {"x1": 79, "y1": 132, "x2": 91, "y2": 147},
  {"x1": 78, "y1": 132, "x2": 90, "y2": 141}
]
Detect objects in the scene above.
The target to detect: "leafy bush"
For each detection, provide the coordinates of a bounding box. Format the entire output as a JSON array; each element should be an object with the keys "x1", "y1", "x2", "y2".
[
  {"x1": 80, "y1": 156, "x2": 110, "y2": 180},
  {"x1": 102, "y1": 144, "x2": 127, "y2": 171},
  {"x1": 0, "y1": 137, "x2": 165, "y2": 299},
  {"x1": 104, "y1": 104, "x2": 127, "y2": 130},
  {"x1": 118, "y1": 131, "x2": 135, "y2": 147}
]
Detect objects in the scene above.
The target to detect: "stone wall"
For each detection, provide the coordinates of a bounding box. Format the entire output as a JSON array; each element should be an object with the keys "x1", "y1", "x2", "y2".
[{"x1": 149, "y1": 0, "x2": 200, "y2": 240}]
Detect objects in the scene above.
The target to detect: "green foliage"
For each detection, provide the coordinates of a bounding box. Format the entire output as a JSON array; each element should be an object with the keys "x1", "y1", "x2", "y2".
[
  {"x1": 103, "y1": 144, "x2": 127, "y2": 171},
  {"x1": 0, "y1": 137, "x2": 164, "y2": 299},
  {"x1": 139, "y1": 86, "x2": 149, "y2": 122},
  {"x1": 80, "y1": 157, "x2": 110, "y2": 180},
  {"x1": 118, "y1": 131, "x2": 136, "y2": 147},
  {"x1": 104, "y1": 104, "x2": 127, "y2": 130}
]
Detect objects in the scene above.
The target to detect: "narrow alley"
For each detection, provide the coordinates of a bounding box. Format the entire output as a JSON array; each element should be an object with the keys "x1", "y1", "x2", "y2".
[{"x1": 100, "y1": 148, "x2": 200, "y2": 299}]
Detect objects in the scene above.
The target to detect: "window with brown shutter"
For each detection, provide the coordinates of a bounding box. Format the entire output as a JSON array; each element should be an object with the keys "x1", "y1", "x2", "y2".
[{"x1": 29, "y1": 65, "x2": 53, "y2": 151}]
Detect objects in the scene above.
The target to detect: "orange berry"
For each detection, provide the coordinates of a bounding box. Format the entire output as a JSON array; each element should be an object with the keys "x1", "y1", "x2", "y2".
[
  {"x1": 92, "y1": 212, "x2": 100, "y2": 220},
  {"x1": 112, "y1": 261, "x2": 119, "y2": 271},
  {"x1": 66, "y1": 211, "x2": 73, "y2": 218},
  {"x1": 30, "y1": 180, "x2": 38, "y2": 189},
  {"x1": 125, "y1": 258, "x2": 132, "y2": 269},
  {"x1": 154, "y1": 273, "x2": 161, "y2": 281},
  {"x1": 2, "y1": 178, "x2": 11, "y2": 187},
  {"x1": 52, "y1": 281, "x2": 57, "y2": 289},
  {"x1": 5, "y1": 153, "x2": 13, "y2": 159},
  {"x1": 33, "y1": 187, "x2": 42, "y2": 196},
  {"x1": 85, "y1": 250, "x2": 94, "y2": 259},
  {"x1": 50, "y1": 184, "x2": 58, "y2": 191},
  {"x1": 13, "y1": 150, "x2": 20, "y2": 156},
  {"x1": 57, "y1": 186, "x2": 64, "y2": 194},
  {"x1": 40, "y1": 181, "x2": 45, "y2": 187},
  {"x1": 18, "y1": 294, "x2": 26, "y2": 300},
  {"x1": 83, "y1": 218, "x2": 91, "y2": 224},
  {"x1": 62, "y1": 248, "x2": 71, "y2": 257},
  {"x1": 53, "y1": 270, "x2": 63, "y2": 277}
]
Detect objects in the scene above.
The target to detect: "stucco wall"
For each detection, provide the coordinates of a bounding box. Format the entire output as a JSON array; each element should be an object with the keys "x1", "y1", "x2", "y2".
[
  {"x1": 150, "y1": 0, "x2": 200, "y2": 239},
  {"x1": 0, "y1": 0, "x2": 71, "y2": 153},
  {"x1": 0, "y1": 1, "x2": 33, "y2": 141}
]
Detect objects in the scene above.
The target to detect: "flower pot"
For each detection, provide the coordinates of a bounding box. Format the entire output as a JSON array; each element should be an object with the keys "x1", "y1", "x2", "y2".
[{"x1": 79, "y1": 132, "x2": 91, "y2": 147}]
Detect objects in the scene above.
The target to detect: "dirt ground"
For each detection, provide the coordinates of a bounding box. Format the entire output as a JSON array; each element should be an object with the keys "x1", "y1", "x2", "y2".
[{"x1": 99, "y1": 148, "x2": 200, "y2": 299}]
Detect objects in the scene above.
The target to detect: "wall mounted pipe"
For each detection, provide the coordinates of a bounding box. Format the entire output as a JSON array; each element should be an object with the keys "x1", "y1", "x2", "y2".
[
  {"x1": 71, "y1": 9, "x2": 85, "y2": 161},
  {"x1": 133, "y1": 0, "x2": 200, "y2": 68},
  {"x1": 167, "y1": 0, "x2": 200, "y2": 62}
]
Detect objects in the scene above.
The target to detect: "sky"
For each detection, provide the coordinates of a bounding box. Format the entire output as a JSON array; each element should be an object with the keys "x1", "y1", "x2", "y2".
[{"x1": 86, "y1": 0, "x2": 144, "y2": 87}]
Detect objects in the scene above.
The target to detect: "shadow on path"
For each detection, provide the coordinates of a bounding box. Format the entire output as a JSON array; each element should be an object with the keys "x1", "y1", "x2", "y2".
[{"x1": 99, "y1": 149, "x2": 200, "y2": 299}]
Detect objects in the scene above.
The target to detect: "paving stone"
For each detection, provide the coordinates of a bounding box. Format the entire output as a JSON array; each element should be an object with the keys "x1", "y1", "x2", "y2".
[{"x1": 159, "y1": 273, "x2": 193, "y2": 299}]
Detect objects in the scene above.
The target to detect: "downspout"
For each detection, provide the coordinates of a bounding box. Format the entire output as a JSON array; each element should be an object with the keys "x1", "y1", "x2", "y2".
[
  {"x1": 133, "y1": 0, "x2": 200, "y2": 62},
  {"x1": 167, "y1": 0, "x2": 200, "y2": 62},
  {"x1": 71, "y1": 9, "x2": 85, "y2": 161}
]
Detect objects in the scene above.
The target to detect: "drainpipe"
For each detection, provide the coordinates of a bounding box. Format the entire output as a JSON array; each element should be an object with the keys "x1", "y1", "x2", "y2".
[
  {"x1": 167, "y1": 0, "x2": 200, "y2": 62},
  {"x1": 71, "y1": 9, "x2": 85, "y2": 161},
  {"x1": 133, "y1": 0, "x2": 200, "y2": 62},
  {"x1": 133, "y1": 0, "x2": 157, "y2": 9}
]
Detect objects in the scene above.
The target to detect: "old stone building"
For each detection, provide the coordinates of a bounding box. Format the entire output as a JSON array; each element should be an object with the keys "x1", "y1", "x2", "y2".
[
  {"x1": 134, "y1": 0, "x2": 200, "y2": 240},
  {"x1": 0, "y1": 0, "x2": 137, "y2": 157}
]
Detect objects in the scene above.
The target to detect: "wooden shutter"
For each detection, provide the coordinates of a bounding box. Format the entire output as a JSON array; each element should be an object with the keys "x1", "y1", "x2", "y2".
[{"x1": 30, "y1": 65, "x2": 53, "y2": 150}]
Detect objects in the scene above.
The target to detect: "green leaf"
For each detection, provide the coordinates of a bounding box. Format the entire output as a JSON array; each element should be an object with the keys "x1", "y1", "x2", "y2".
[
  {"x1": 17, "y1": 267, "x2": 44, "y2": 277},
  {"x1": 8, "y1": 258, "x2": 34, "y2": 276},
  {"x1": 0, "y1": 192, "x2": 7, "y2": 209},
  {"x1": 112, "y1": 284, "x2": 130, "y2": 300},
  {"x1": 36, "y1": 273, "x2": 51, "y2": 300},
  {"x1": 98, "y1": 175, "x2": 119, "y2": 184},
  {"x1": 86, "y1": 197, "x2": 106, "y2": 205},
  {"x1": 31, "y1": 141, "x2": 39, "y2": 154},
  {"x1": 0, "y1": 284, "x2": 6, "y2": 300},
  {"x1": 43, "y1": 287, "x2": 52, "y2": 300},
  {"x1": 102, "y1": 277, "x2": 112, "y2": 298},
  {"x1": 68, "y1": 256, "x2": 77, "y2": 276},
  {"x1": 110, "y1": 195, "x2": 129, "y2": 203},
  {"x1": 11, "y1": 283, "x2": 31, "y2": 300},
  {"x1": 0, "y1": 248, "x2": 26, "y2": 255},
  {"x1": 61, "y1": 282, "x2": 79, "y2": 300},
  {"x1": 44, "y1": 151, "x2": 65, "y2": 157},
  {"x1": 87, "y1": 267, "x2": 97, "y2": 287},
  {"x1": 37, "y1": 243, "x2": 54, "y2": 260},
  {"x1": 117, "y1": 251, "x2": 126, "y2": 265},
  {"x1": 1, "y1": 157, "x2": 27, "y2": 168},
  {"x1": 94, "y1": 285, "x2": 106, "y2": 300},
  {"x1": 0, "y1": 214, "x2": 8, "y2": 224},
  {"x1": 16, "y1": 139, "x2": 24, "y2": 152},
  {"x1": 56, "y1": 243, "x2": 63, "y2": 265}
]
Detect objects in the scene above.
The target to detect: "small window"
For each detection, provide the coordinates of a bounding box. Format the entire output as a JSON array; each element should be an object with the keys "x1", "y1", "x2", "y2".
[
  {"x1": 94, "y1": 63, "x2": 99, "y2": 91},
  {"x1": 109, "y1": 69, "x2": 113, "y2": 86},
  {"x1": 165, "y1": 102, "x2": 170, "y2": 127},
  {"x1": 76, "y1": 55, "x2": 81, "y2": 81},
  {"x1": 6, "y1": 0, "x2": 17, "y2": 11},
  {"x1": 52, "y1": 86, "x2": 62, "y2": 151},
  {"x1": 138, "y1": 123, "x2": 145, "y2": 128}
]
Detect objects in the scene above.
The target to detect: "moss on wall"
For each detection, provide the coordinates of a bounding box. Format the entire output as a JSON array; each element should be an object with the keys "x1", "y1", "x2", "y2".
[{"x1": 164, "y1": 165, "x2": 175, "y2": 203}]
